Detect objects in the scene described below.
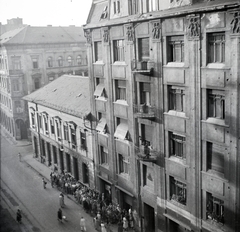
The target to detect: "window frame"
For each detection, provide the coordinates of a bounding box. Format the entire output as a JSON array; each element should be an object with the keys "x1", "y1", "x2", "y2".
[
  {"x1": 47, "y1": 57, "x2": 53, "y2": 68},
  {"x1": 77, "y1": 55, "x2": 82, "y2": 65},
  {"x1": 170, "y1": 176, "x2": 187, "y2": 205},
  {"x1": 208, "y1": 32, "x2": 225, "y2": 64},
  {"x1": 118, "y1": 154, "x2": 129, "y2": 175},
  {"x1": 99, "y1": 145, "x2": 108, "y2": 165},
  {"x1": 207, "y1": 89, "x2": 225, "y2": 120},
  {"x1": 169, "y1": 132, "x2": 186, "y2": 159},
  {"x1": 32, "y1": 58, "x2": 39, "y2": 69},
  {"x1": 167, "y1": 36, "x2": 185, "y2": 63},
  {"x1": 58, "y1": 56, "x2": 63, "y2": 67},
  {"x1": 169, "y1": 86, "x2": 185, "y2": 112},
  {"x1": 94, "y1": 41, "x2": 103, "y2": 62},
  {"x1": 115, "y1": 80, "x2": 126, "y2": 101},
  {"x1": 113, "y1": 39, "x2": 125, "y2": 62}
]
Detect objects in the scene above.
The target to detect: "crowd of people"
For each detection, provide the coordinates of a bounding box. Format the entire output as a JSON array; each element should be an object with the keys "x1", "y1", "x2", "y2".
[{"x1": 50, "y1": 171, "x2": 135, "y2": 231}]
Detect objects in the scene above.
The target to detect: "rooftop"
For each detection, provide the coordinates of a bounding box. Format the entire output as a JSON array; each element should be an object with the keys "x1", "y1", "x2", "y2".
[{"x1": 23, "y1": 75, "x2": 91, "y2": 118}]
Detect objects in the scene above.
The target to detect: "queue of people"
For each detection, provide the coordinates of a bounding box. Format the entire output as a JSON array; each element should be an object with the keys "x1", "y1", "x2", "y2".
[{"x1": 50, "y1": 170, "x2": 135, "y2": 231}]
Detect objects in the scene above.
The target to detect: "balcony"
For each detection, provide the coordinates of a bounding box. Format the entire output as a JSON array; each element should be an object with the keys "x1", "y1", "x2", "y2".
[
  {"x1": 135, "y1": 145, "x2": 158, "y2": 162},
  {"x1": 134, "y1": 104, "x2": 156, "y2": 118},
  {"x1": 132, "y1": 60, "x2": 154, "y2": 75}
]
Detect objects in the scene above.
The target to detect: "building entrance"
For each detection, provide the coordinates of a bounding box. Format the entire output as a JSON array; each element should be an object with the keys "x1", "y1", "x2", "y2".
[
  {"x1": 59, "y1": 149, "x2": 64, "y2": 173},
  {"x1": 47, "y1": 142, "x2": 51, "y2": 166},
  {"x1": 73, "y1": 157, "x2": 79, "y2": 180},
  {"x1": 66, "y1": 153, "x2": 71, "y2": 173},
  {"x1": 34, "y1": 136, "x2": 38, "y2": 157},
  {"x1": 144, "y1": 203, "x2": 155, "y2": 232}
]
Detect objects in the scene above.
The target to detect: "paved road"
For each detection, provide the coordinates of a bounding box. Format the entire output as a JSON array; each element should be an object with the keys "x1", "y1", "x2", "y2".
[{"x1": 0, "y1": 133, "x2": 97, "y2": 232}]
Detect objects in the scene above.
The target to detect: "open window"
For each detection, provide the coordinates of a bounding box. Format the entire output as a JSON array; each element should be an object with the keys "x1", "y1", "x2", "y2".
[{"x1": 114, "y1": 118, "x2": 129, "y2": 140}]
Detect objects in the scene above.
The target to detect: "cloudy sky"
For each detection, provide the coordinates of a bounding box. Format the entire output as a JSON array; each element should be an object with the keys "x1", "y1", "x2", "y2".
[{"x1": 0, "y1": 0, "x2": 92, "y2": 26}]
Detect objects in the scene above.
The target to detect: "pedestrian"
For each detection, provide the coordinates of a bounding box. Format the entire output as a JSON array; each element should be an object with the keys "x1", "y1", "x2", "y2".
[
  {"x1": 123, "y1": 217, "x2": 128, "y2": 231},
  {"x1": 42, "y1": 178, "x2": 47, "y2": 189},
  {"x1": 18, "y1": 152, "x2": 22, "y2": 162},
  {"x1": 16, "y1": 208, "x2": 22, "y2": 223},
  {"x1": 59, "y1": 193, "x2": 64, "y2": 208},
  {"x1": 58, "y1": 208, "x2": 63, "y2": 222},
  {"x1": 80, "y1": 216, "x2": 86, "y2": 231},
  {"x1": 101, "y1": 222, "x2": 107, "y2": 232}
]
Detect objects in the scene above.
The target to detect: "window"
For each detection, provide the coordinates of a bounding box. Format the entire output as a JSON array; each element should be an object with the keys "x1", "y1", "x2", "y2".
[
  {"x1": 170, "y1": 133, "x2": 186, "y2": 159},
  {"x1": 119, "y1": 154, "x2": 129, "y2": 174},
  {"x1": 96, "y1": 116, "x2": 107, "y2": 133},
  {"x1": 208, "y1": 90, "x2": 225, "y2": 119},
  {"x1": 168, "y1": 36, "x2": 184, "y2": 62},
  {"x1": 113, "y1": 0, "x2": 120, "y2": 14},
  {"x1": 114, "y1": 118, "x2": 129, "y2": 140},
  {"x1": 170, "y1": 177, "x2": 187, "y2": 205},
  {"x1": 12, "y1": 80, "x2": 20, "y2": 91},
  {"x1": 113, "y1": 40, "x2": 124, "y2": 62},
  {"x1": 140, "y1": 124, "x2": 152, "y2": 147},
  {"x1": 15, "y1": 101, "x2": 23, "y2": 113},
  {"x1": 94, "y1": 42, "x2": 102, "y2": 62},
  {"x1": 12, "y1": 57, "x2": 21, "y2": 70},
  {"x1": 140, "y1": 82, "x2": 150, "y2": 105},
  {"x1": 71, "y1": 127, "x2": 76, "y2": 146},
  {"x1": 56, "y1": 121, "x2": 61, "y2": 139},
  {"x1": 34, "y1": 78, "x2": 40, "y2": 90},
  {"x1": 47, "y1": 57, "x2": 53, "y2": 67},
  {"x1": 208, "y1": 33, "x2": 225, "y2": 63},
  {"x1": 128, "y1": 0, "x2": 138, "y2": 15},
  {"x1": 67, "y1": 56, "x2": 73, "y2": 66},
  {"x1": 64, "y1": 125, "x2": 69, "y2": 141},
  {"x1": 169, "y1": 86, "x2": 185, "y2": 112},
  {"x1": 99, "y1": 145, "x2": 108, "y2": 165},
  {"x1": 77, "y1": 55, "x2": 82, "y2": 65},
  {"x1": 44, "y1": 116, "x2": 48, "y2": 132},
  {"x1": 32, "y1": 58, "x2": 39, "y2": 69},
  {"x1": 58, "y1": 56, "x2": 63, "y2": 67},
  {"x1": 50, "y1": 119, "x2": 55, "y2": 134},
  {"x1": 206, "y1": 193, "x2": 224, "y2": 224},
  {"x1": 38, "y1": 115, "x2": 42, "y2": 129},
  {"x1": 207, "y1": 142, "x2": 224, "y2": 174},
  {"x1": 31, "y1": 113, "x2": 35, "y2": 127},
  {"x1": 115, "y1": 80, "x2": 126, "y2": 101},
  {"x1": 80, "y1": 131, "x2": 87, "y2": 150},
  {"x1": 138, "y1": 38, "x2": 150, "y2": 61},
  {"x1": 146, "y1": 0, "x2": 156, "y2": 12}
]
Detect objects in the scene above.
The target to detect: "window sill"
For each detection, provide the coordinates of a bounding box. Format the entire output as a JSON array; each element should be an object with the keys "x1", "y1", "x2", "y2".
[
  {"x1": 169, "y1": 199, "x2": 187, "y2": 209},
  {"x1": 112, "y1": 61, "x2": 127, "y2": 66},
  {"x1": 206, "y1": 63, "x2": 226, "y2": 69},
  {"x1": 164, "y1": 62, "x2": 185, "y2": 68},
  {"x1": 168, "y1": 156, "x2": 187, "y2": 165},
  {"x1": 93, "y1": 61, "x2": 104, "y2": 65},
  {"x1": 113, "y1": 100, "x2": 128, "y2": 106},
  {"x1": 95, "y1": 96, "x2": 107, "y2": 102},
  {"x1": 118, "y1": 173, "x2": 130, "y2": 179},
  {"x1": 202, "y1": 118, "x2": 228, "y2": 127},
  {"x1": 100, "y1": 164, "x2": 109, "y2": 169},
  {"x1": 206, "y1": 170, "x2": 225, "y2": 180},
  {"x1": 164, "y1": 110, "x2": 188, "y2": 119}
]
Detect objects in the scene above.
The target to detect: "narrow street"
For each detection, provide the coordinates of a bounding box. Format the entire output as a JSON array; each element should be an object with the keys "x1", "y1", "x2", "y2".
[{"x1": 0, "y1": 132, "x2": 97, "y2": 232}]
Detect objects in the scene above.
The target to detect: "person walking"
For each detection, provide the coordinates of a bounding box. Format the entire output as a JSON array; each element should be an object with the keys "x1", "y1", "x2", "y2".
[
  {"x1": 80, "y1": 216, "x2": 86, "y2": 231},
  {"x1": 58, "y1": 208, "x2": 63, "y2": 222},
  {"x1": 59, "y1": 193, "x2": 64, "y2": 208},
  {"x1": 18, "y1": 152, "x2": 22, "y2": 162},
  {"x1": 16, "y1": 208, "x2": 22, "y2": 223},
  {"x1": 42, "y1": 178, "x2": 47, "y2": 189},
  {"x1": 123, "y1": 217, "x2": 128, "y2": 231}
]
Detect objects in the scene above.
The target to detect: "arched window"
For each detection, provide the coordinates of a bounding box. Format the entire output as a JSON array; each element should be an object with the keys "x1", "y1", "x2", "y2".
[
  {"x1": 76, "y1": 55, "x2": 82, "y2": 66},
  {"x1": 58, "y1": 56, "x2": 63, "y2": 67},
  {"x1": 67, "y1": 56, "x2": 73, "y2": 66},
  {"x1": 47, "y1": 57, "x2": 53, "y2": 67}
]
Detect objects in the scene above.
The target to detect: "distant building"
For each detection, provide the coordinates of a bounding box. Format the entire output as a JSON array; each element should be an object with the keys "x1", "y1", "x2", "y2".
[
  {"x1": 0, "y1": 18, "x2": 25, "y2": 35},
  {"x1": 23, "y1": 75, "x2": 95, "y2": 186},
  {"x1": 0, "y1": 25, "x2": 88, "y2": 140},
  {"x1": 84, "y1": 0, "x2": 240, "y2": 232}
]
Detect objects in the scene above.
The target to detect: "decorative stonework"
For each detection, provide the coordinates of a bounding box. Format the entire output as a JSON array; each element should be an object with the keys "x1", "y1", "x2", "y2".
[
  {"x1": 126, "y1": 24, "x2": 134, "y2": 41},
  {"x1": 230, "y1": 10, "x2": 240, "y2": 34},
  {"x1": 103, "y1": 28, "x2": 109, "y2": 43},
  {"x1": 84, "y1": 29, "x2": 92, "y2": 44},
  {"x1": 187, "y1": 15, "x2": 200, "y2": 39},
  {"x1": 152, "y1": 21, "x2": 160, "y2": 40}
]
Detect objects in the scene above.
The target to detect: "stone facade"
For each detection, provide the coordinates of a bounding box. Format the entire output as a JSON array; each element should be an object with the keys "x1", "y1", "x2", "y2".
[{"x1": 84, "y1": 0, "x2": 240, "y2": 232}]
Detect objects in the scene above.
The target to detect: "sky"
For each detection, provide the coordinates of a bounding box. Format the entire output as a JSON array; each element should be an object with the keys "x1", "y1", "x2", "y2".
[{"x1": 0, "y1": 0, "x2": 92, "y2": 26}]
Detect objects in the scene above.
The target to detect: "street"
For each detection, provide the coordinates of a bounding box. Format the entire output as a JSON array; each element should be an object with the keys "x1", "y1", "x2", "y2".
[{"x1": 0, "y1": 133, "x2": 97, "y2": 232}]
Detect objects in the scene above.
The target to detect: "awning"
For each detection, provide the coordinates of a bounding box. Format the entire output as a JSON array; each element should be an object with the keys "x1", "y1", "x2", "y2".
[
  {"x1": 94, "y1": 84, "x2": 105, "y2": 97},
  {"x1": 115, "y1": 185, "x2": 134, "y2": 198},
  {"x1": 96, "y1": 118, "x2": 106, "y2": 133},
  {"x1": 163, "y1": 213, "x2": 191, "y2": 231},
  {"x1": 114, "y1": 123, "x2": 128, "y2": 140}
]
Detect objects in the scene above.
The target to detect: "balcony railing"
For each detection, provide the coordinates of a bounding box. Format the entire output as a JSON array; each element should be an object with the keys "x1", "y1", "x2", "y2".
[
  {"x1": 135, "y1": 145, "x2": 158, "y2": 162},
  {"x1": 134, "y1": 104, "x2": 156, "y2": 118},
  {"x1": 131, "y1": 60, "x2": 154, "y2": 75}
]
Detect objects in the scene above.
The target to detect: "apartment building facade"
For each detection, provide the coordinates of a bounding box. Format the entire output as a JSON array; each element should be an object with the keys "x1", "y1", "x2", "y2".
[
  {"x1": 84, "y1": 0, "x2": 240, "y2": 231},
  {"x1": 0, "y1": 25, "x2": 88, "y2": 140},
  {"x1": 23, "y1": 75, "x2": 95, "y2": 187}
]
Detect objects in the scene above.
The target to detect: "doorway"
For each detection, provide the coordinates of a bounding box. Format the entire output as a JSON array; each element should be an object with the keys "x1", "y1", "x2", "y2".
[
  {"x1": 73, "y1": 157, "x2": 79, "y2": 180},
  {"x1": 82, "y1": 163, "x2": 89, "y2": 184},
  {"x1": 144, "y1": 203, "x2": 155, "y2": 232},
  {"x1": 66, "y1": 153, "x2": 71, "y2": 173}
]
